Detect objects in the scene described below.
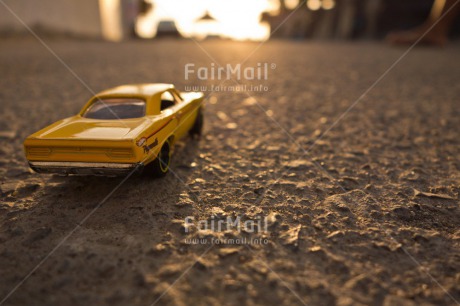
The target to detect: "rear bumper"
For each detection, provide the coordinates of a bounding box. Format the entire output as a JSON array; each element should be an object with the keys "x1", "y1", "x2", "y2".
[{"x1": 29, "y1": 161, "x2": 143, "y2": 176}]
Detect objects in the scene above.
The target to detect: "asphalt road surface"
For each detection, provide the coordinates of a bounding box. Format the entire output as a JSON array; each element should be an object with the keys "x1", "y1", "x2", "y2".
[{"x1": 0, "y1": 37, "x2": 459, "y2": 306}]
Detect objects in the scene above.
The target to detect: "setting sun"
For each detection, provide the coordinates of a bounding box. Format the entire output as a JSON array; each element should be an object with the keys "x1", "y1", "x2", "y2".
[{"x1": 136, "y1": 0, "x2": 272, "y2": 41}]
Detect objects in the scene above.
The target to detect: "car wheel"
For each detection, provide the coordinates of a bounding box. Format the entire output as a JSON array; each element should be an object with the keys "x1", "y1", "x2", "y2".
[
  {"x1": 147, "y1": 139, "x2": 171, "y2": 178},
  {"x1": 189, "y1": 107, "x2": 203, "y2": 138}
]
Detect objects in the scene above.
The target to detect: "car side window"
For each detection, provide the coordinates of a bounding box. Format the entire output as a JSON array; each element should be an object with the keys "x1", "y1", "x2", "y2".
[{"x1": 160, "y1": 91, "x2": 178, "y2": 111}]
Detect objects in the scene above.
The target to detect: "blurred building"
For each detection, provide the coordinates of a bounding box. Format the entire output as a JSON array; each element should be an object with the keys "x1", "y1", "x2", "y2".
[
  {"x1": 263, "y1": 0, "x2": 460, "y2": 40},
  {"x1": 0, "y1": 0, "x2": 140, "y2": 41}
]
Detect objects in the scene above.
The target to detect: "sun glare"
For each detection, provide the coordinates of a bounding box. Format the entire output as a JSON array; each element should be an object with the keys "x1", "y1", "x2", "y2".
[{"x1": 136, "y1": 0, "x2": 271, "y2": 41}]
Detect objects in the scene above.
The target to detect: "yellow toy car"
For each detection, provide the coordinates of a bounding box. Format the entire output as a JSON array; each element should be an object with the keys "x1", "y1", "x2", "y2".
[{"x1": 24, "y1": 84, "x2": 204, "y2": 177}]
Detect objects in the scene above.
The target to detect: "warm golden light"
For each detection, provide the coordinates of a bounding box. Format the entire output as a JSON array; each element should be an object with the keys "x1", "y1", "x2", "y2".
[
  {"x1": 285, "y1": 0, "x2": 299, "y2": 10},
  {"x1": 99, "y1": 0, "x2": 123, "y2": 41},
  {"x1": 322, "y1": 0, "x2": 336, "y2": 10},
  {"x1": 307, "y1": 0, "x2": 321, "y2": 11},
  {"x1": 136, "y1": 0, "x2": 271, "y2": 41}
]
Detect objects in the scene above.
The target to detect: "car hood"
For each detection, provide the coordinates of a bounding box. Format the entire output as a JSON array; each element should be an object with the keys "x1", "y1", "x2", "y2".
[{"x1": 31, "y1": 116, "x2": 151, "y2": 140}]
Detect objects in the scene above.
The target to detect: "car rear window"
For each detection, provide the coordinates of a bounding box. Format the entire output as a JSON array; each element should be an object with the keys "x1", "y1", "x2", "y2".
[{"x1": 83, "y1": 98, "x2": 146, "y2": 119}]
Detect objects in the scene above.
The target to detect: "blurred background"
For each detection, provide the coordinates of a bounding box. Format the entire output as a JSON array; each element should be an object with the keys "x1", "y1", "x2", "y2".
[
  {"x1": 1, "y1": 2, "x2": 460, "y2": 306},
  {"x1": 1, "y1": 0, "x2": 459, "y2": 42}
]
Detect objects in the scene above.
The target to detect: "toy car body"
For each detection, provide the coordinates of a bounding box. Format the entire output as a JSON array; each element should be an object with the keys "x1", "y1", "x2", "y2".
[{"x1": 24, "y1": 83, "x2": 204, "y2": 177}]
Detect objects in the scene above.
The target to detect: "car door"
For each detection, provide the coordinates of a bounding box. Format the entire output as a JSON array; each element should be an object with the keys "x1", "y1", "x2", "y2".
[
  {"x1": 162, "y1": 90, "x2": 190, "y2": 139},
  {"x1": 159, "y1": 90, "x2": 185, "y2": 139},
  {"x1": 172, "y1": 89, "x2": 199, "y2": 139}
]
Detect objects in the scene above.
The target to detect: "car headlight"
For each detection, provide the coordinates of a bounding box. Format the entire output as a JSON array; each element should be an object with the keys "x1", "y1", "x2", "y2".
[{"x1": 136, "y1": 137, "x2": 146, "y2": 147}]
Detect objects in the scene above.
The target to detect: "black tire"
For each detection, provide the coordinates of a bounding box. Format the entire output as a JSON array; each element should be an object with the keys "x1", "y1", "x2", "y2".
[
  {"x1": 189, "y1": 107, "x2": 203, "y2": 138},
  {"x1": 146, "y1": 139, "x2": 171, "y2": 178}
]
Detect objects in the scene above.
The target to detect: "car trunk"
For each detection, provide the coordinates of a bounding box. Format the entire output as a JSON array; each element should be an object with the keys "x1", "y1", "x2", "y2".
[
  {"x1": 24, "y1": 138, "x2": 138, "y2": 163},
  {"x1": 24, "y1": 116, "x2": 148, "y2": 163}
]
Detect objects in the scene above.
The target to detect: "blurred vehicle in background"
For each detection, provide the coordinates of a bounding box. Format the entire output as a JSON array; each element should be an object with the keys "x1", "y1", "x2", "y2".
[{"x1": 155, "y1": 20, "x2": 182, "y2": 38}]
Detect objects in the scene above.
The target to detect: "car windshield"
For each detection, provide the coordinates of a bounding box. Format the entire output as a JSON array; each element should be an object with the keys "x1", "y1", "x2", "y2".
[{"x1": 83, "y1": 98, "x2": 146, "y2": 119}]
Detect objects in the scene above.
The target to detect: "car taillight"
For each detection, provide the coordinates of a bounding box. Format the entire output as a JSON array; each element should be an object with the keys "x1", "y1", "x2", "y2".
[
  {"x1": 107, "y1": 149, "x2": 134, "y2": 159},
  {"x1": 136, "y1": 137, "x2": 146, "y2": 147},
  {"x1": 27, "y1": 147, "x2": 51, "y2": 157}
]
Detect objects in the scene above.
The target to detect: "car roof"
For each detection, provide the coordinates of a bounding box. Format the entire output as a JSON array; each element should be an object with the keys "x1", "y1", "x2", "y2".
[{"x1": 96, "y1": 83, "x2": 174, "y2": 97}]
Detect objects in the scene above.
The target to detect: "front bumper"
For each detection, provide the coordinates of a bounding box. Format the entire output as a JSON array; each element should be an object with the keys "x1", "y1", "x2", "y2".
[{"x1": 29, "y1": 161, "x2": 143, "y2": 176}]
